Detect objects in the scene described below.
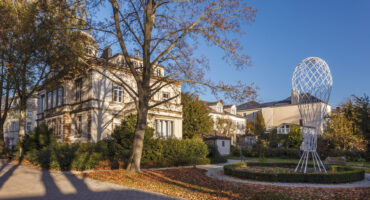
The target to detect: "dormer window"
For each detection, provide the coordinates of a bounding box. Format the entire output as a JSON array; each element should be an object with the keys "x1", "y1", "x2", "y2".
[
  {"x1": 231, "y1": 108, "x2": 236, "y2": 115},
  {"x1": 162, "y1": 93, "x2": 169, "y2": 101}
]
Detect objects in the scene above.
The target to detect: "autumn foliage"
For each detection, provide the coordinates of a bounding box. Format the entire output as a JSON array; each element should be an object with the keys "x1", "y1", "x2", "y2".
[{"x1": 84, "y1": 168, "x2": 370, "y2": 200}]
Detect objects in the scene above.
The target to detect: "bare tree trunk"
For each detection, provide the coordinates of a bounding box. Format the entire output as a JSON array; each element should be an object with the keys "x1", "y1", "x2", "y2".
[
  {"x1": 0, "y1": 129, "x2": 4, "y2": 155},
  {"x1": 18, "y1": 106, "x2": 26, "y2": 157},
  {"x1": 127, "y1": 103, "x2": 149, "y2": 172}
]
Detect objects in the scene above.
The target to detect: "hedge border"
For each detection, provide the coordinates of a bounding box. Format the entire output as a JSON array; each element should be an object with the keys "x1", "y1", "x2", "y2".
[{"x1": 224, "y1": 162, "x2": 365, "y2": 184}]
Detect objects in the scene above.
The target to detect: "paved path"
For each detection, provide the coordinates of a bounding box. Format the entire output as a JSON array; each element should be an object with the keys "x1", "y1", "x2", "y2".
[
  {"x1": 0, "y1": 162, "x2": 177, "y2": 200},
  {"x1": 198, "y1": 159, "x2": 370, "y2": 188}
]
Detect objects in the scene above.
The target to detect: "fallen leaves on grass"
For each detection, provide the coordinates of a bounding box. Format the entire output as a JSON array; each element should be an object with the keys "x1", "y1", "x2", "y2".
[{"x1": 83, "y1": 168, "x2": 369, "y2": 200}]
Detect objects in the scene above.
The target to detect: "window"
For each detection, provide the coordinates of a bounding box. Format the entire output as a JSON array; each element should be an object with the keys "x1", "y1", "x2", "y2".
[
  {"x1": 277, "y1": 124, "x2": 290, "y2": 134},
  {"x1": 216, "y1": 105, "x2": 223, "y2": 113},
  {"x1": 26, "y1": 111, "x2": 32, "y2": 117},
  {"x1": 113, "y1": 118, "x2": 121, "y2": 130},
  {"x1": 222, "y1": 140, "x2": 225, "y2": 147},
  {"x1": 57, "y1": 88, "x2": 63, "y2": 106},
  {"x1": 55, "y1": 119, "x2": 63, "y2": 139},
  {"x1": 26, "y1": 122, "x2": 32, "y2": 133},
  {"x1": 10, "y1": 121, "x2": 18, "y2": 132},
  {"x1": 53, "y1": 90, "x2": 57, "y2": 108},
  {"x1": 40, "y1": 95, "x2": 45, "y2": 112},
  {"x1": 76, "y1": 116, "x2": 82, "y2": 135},
  {"x1": 156, "y1": 68, "x2": 161, "y2": 77},
  {"x1": 231, "y1": 108, "x2": 236, "y2": 115},
  {"x1": 47, "y1": 92, "x2": 52, "y2": 109},
  {"x1": 155, "y1": 119, "x2": 174, "y2": 138},
  {"x1": 75, "y1": 79, "x2": 82, "y2": 102},
  {"x1": 113, "y1": 85, "x2": 123, "y2": 102},
  {"x1": 162, "y1": 93, "x2": 169, "y2": 101}
]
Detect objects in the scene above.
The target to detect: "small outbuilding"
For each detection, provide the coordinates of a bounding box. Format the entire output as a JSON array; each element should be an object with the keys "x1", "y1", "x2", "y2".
[{"x1": 205, "y1": 132, "x2": 231, "y2": 156}]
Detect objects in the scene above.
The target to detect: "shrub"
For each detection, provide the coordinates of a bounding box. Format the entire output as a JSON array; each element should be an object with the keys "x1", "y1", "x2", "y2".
[
  {"x1": 231, "y1": 146, "x2": 240, "y2": 157},
  {"x1": 285, "y1": 125, "x2": 302, "y2": 148},
  {"x1": 25, "y1": 142, "x2": 105, "y2": 171},
  {"x1": 224, "y1": 162, "x2": 365, "y2": 183},
  {"x1": 156, "y1": 137, "x2": 209, "y2": 167},
  {"x1": 242, "y1": 148, "x2": 300, "y2": 159},
  {"x1": 318, "y1": 149, "x2": 366, "y2": 162},
  {"x1": 21, "y1": 123, "x2": 56, "y2": 152},
  {"x1": 109, "y1": 115, "x2": 210, "y2": 168},
  {"x1": 24, "y1": 116, "x2": 210, "y2": 170}
]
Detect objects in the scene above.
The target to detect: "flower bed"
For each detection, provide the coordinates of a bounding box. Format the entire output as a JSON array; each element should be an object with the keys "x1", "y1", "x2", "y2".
[{"x1": 224, "y1": 162, "x2": 365, "y2": 183}]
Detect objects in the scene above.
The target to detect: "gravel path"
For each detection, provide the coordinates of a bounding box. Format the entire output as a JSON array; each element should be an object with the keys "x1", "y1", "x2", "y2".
[{"x1": 198, "y1": 159, "x2": 370, "y2": 188}]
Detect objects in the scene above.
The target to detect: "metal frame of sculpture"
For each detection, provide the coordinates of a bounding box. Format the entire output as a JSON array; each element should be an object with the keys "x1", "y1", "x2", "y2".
[{"x1": 292, "y1": 57, "x2": 333, "y2": 173}]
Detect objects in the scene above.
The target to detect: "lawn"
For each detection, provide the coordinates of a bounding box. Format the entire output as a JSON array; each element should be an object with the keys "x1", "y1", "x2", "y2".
[{"x1": 83, "y1": 168, "x2": 369, "y2": 200}]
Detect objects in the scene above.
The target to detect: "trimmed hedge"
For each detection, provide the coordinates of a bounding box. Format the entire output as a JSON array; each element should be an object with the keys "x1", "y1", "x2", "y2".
[
  {"x1": 224, "y1": 162, "x2": 365, "y2": 183},
  {"x1": 243, "y1": 147, "x2": 366, "y2": 161},
  {"x1": 242, "y1": 148, "x2": 301, "y2": 159}
]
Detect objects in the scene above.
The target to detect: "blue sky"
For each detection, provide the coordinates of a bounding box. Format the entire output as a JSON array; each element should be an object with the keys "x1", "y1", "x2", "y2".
[
  {"x1": 193, "y1": 0, "x2": 370, "y2": 107},
  {"x1": 95, "y1": 0, "x2": 370, "y2": 107}
]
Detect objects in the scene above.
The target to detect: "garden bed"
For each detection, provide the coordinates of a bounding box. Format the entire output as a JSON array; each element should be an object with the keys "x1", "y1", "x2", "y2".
[{"x1": 224, "y1": 162, "x2": 365, "y2": 184}]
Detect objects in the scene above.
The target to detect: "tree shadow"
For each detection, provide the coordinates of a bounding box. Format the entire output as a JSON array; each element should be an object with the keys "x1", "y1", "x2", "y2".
[
  {"x1": 0, "y1": 162, "x2": 20, "y2": 189},
  {"x1": 143, "y1": 169, "x2": 237, "y2": 199},
  {"x1": 0, "y1": 161, "x2": 9, "y2": 174},
  {"x1": 9, "y1": 144, "x2": 173, "y2": 200},
  {"x1": 0, "y1": 155, "x2": 24, "y2": 189}
]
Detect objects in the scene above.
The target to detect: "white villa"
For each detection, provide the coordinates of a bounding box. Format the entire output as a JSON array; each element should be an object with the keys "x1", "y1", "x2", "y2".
[
  {"x1": 36, "y1": 34, "x2": 183, "y2": 143},
  {"x1": 237, "y1": 91, "x2": 331, "y2": 134},
  {"x1": 203, "y1": 100, "x2": 246, "y2": 144},
  {"x1": 0, "y1": 32, "x2": 183, "y2": 145}
]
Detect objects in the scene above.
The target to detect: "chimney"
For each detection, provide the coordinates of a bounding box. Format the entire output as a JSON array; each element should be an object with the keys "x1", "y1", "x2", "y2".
[
  {"x1": 101, "y1": 46, "x2": 112, "y2": 59},
  {"x1": 136, "y1": 50, "x2": 140, "y2": 58},
  {"x1": 291, "y1": 89, "x2": 299, "y2": 104}
]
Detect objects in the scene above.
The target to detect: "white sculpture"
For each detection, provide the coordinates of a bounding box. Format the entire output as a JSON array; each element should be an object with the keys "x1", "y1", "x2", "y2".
[{"x1": 292, "y1": 57, "x2": 333, "y2": 173}]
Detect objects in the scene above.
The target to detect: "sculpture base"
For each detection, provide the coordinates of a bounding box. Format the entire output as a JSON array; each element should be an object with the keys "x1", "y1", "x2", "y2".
[{"x1": 295, "y1": 151, "x2": 327, "y2": 173}]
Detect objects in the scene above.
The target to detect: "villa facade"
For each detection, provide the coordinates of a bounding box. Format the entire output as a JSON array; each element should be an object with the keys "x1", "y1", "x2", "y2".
[
  {"x1": 35, "y1": 34, "x2": 183, "y2": 143},
  {"x1": 203, "y1": 100, "x2": 246, "y2": 144},
  {"x1": 237, "y1": 91, "x2": 331, "y2": 134}
]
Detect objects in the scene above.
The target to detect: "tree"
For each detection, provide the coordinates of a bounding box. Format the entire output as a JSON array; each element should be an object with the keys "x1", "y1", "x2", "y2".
[
  {"x1": 324, "y1": 111, "x2": 365, "y2": 151},
  {"x1": 1, "y1": 0, "x2": 87, "y2": 155},
  {"x1": 245, "y1": 121, "x2": 255, "y2": 134},
  {"x1": 215, "y1": 117, "x2": 236, "y2": 136},
  {"x1": 0, "y1": 3, "x2": 16, "y2": 153},
  {"x1": 286, "y1": 125, "x2": 302, "y2": 149},
  {"x1": 182, "y1": 93, "x2": 213, "y2": 139},
  {"x1": 346, "y1": 95, "x2": 369, "y2": 159},
  {"x1": 255, "y1": 111, "x2": 265, "y2": 136},
  {"x1": 87, "y1": 0, "x2": 257, "y2": 171}
]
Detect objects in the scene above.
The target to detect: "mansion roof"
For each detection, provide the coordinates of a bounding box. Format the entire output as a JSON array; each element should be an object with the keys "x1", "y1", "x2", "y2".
[{"x1": 237, "y1": 94, "x2": 325, "y2": 111}]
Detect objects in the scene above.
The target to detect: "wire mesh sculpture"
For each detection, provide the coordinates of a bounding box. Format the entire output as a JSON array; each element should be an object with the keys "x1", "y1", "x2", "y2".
[{"x1": 292, "y1": 57, "x2": 333, "y2": 173}]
